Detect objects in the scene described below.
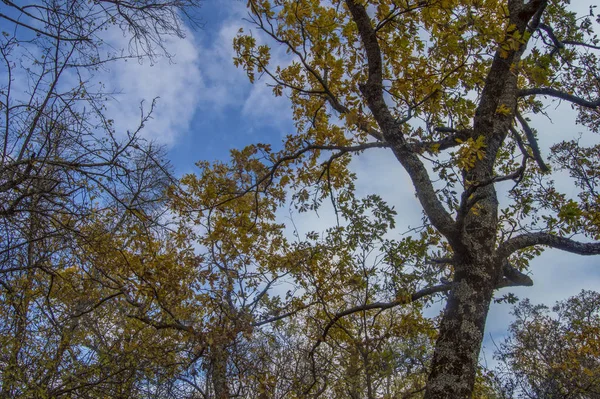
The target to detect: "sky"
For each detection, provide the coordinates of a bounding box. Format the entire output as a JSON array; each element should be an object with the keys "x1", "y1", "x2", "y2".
[{"x1": 86, "y1": 0, "x2": 600, "y2": 366}]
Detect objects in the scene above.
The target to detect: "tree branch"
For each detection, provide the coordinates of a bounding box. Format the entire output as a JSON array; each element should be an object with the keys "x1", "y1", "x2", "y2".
[
  {"x1": 537, "y1": 22, "x2": 600, "y2": 52},
  {"x1": 252, "y1": 301, "x2": 315, "y2": 327},
  {"x1": 344, "y1": 0, "x2": 458, "y2": 242},
  {"x1": 0, "y1": 12, "x2": 88, "y2": 42},
  {"x1": 515, "y1": 111, "x2": 550, "y2": 172},
  {"x1": 127, "y1": 314, "x2": 194, "y2": 333},
  {"x1": 310, "y1": 283, "x2": 451, "y2": 354},
  {"x1": 247, "y1": 2, "x2": 384, "y2": 143},
  {"x1": 194, "y1": 141, "x2": 390, "y2": 213},
  {"x1": 501, "y1": 261, "x2": 534, "y2": 287},
  {"x1": 411, "y1": 128, "x2": 474, "y2": 153},
  {"x1": 518, "y1": 88, "x2": 600, "y2": 109},
  {"x1": 498, "y1": 232, "x2": 600, "y2": 258}
]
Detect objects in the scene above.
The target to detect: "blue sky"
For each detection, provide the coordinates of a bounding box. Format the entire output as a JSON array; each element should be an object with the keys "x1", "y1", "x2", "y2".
[{"x1": 101, "y1": 0, "x2": 600, "y2": 365}]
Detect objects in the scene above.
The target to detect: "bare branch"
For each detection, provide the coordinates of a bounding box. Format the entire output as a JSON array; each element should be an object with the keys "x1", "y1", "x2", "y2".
[
  {"x1": 69, "y1": 292, "x2": 123, "y2": 319},
  {"x1": 411, "y1": 128, "x2": 474, "y2": 153},
  {"x1": 518, "y1": 88, "x2": 600, "y2": 109},
  {"x1": 538, "y1": 22, "x2": 600, "y2": 51},
  {"x1": 498, "y1": 233, "x2": 600, "y2": 258},
  {"x1": 515, "y1": 111, "x2": 550, "y2": 172},
  {"x1": 252, "y1": 301, "x2": 315, "y2": 327},
  {"x1": 127, "y1": 314, "x2": 194, "y2": 333},
  {"x1": 501, "y1": 261, "x2": 534, "y2": 287},
  {"x1": 0, "y1": 12, "x2": 88, "y2": 42}
]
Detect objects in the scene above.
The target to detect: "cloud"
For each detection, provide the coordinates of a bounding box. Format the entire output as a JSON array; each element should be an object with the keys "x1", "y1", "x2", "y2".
[
  {"x1": 183, "y1": 2, "x2": 295, "y2": 135},
  {"x1": 241, "y1": 80, "x2": 294, "y2": 133},
  {"x1": 99, "y1": 25, "x2": 203, "y2": 146},
  {"x1": 193, "y1": 21, "x2": 248, "y2": 111}
]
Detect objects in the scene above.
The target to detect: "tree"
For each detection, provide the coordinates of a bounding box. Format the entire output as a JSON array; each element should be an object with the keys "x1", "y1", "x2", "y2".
[
  {"x1": 3, "y1": 0, "x2": 600, "y2": 397},
  {"x1": 262, "y1": 195, "x2": 437, "y2": 399},
  {"x1": 491, "y1": 290, "x2": 600, "y2": 399},
  {"x1": 227, "y1": 0, "x2": 600, "y2": 397},
  {"x1": 286, "y1": 195, "x2": 437, "y2": 399},
  {"x1": 0, "y1": 1, "x2": 202, "y2": 396},
  {"x1": 167, "y1": 150, "x2": 439, "y2": 399}
]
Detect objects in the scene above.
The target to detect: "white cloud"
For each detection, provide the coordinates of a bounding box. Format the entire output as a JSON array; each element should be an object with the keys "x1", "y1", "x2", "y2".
[
  {"x1": 99, "y1": 26, "x2": 203, "y2": 146},
  {"x1": 194, "y1": 21, "x2": 248, "y2": 111},
  {"x1": 241, "y1": 80, "x2": 294, "y2": 132},
  {"x1": 175, "y1": 2, "x2": 295, "y2": 134}
]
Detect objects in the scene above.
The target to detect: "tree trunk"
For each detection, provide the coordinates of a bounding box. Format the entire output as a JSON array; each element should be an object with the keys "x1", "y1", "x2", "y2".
[
  {"x1": 422, "y1": 3, "x2": 547, "y2": 396},
  {"x1": 211, "y1": 345, "x2": 230, "y2": 399},
  {"x1": 424, "y1": 158, "x2": 503, "y2": 399},
  {"x1": 423, "y1": 264, "x2": 497, "y2": 399}
]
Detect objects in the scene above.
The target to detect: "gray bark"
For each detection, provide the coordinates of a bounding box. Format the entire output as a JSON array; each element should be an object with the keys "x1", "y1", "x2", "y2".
[{"x1": 343, "y1": 1, "x2": 549, "y2": 397}]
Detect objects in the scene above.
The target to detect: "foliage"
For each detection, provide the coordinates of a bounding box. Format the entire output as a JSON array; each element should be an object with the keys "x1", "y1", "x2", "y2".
[
  {"x1": 492, "y1": 290, "x2": 600, "y2": 399},
  {"x1": 0, "y1": 0, "x2": 200, "y2": 397},
  {"x1": 2, "y1": 0, "x2": 600, "y2": 398},
  {"x1": 227, "y1": 0, "x2": 600, "y2": 397}
]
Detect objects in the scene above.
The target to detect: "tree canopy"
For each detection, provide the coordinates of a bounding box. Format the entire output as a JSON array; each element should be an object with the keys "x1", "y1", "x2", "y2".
[
  {"x1": 229, "y1": 0, "x2": 600, "y2": 397},
  {"x1": 1, "y1": 0, "x2": 600, "y2": 398},
  {"x1": 492, "y1": 290, "x2": 600, "y2": 398}
]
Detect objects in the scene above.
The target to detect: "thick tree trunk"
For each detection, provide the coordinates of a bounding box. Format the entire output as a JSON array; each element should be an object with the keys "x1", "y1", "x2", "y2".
[
  {"x1": 422, "y1": 2, "x2": 547, "y2": 396},
  {"x1": 342, "y1": 1, "x2": 547, "y2": 398},
  {"x1": 423, "y1": 265, "x2": 497, "y2": 399}
]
